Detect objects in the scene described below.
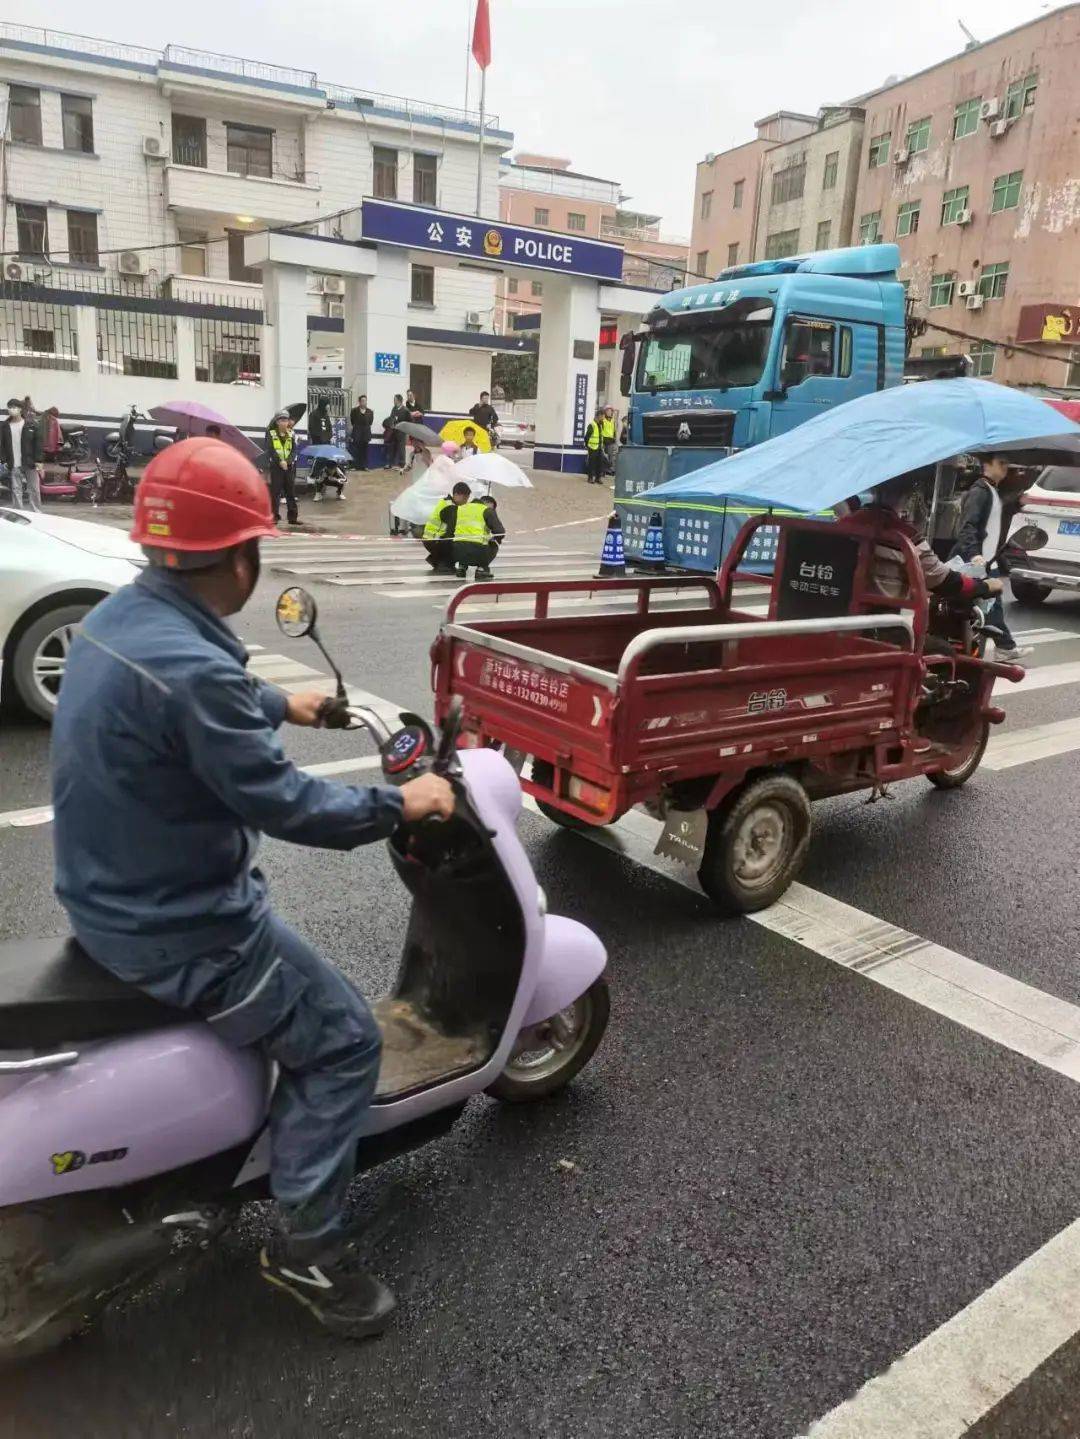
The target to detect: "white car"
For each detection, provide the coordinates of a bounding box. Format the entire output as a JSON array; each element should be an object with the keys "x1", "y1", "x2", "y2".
[
  {"x1": 493, "y1": 418, "x2": 534, "y2": 450},
  {"x1": 1006, "y1": 466, "x2": 1080, "y2": 605},
  {"x1": 0, "y1": 508, "x2": 142, "y2": 721}
]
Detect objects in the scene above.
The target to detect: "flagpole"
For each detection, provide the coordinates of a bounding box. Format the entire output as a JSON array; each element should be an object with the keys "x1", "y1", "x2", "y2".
[
  {"x1": 463, "y1": 0, "x2": 471, "y2": 113},
  {"x1": 475, "y1": 64, "x2": 486, "y2": 217}
]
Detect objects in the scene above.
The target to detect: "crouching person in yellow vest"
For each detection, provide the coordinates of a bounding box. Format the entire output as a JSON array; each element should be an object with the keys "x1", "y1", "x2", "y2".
[
  {"x1": 446, "y1": 481, "x2": 505, "y2": 581},
  {"x1": 422, "y1": 493, "x2": 457, "y2": 574}
]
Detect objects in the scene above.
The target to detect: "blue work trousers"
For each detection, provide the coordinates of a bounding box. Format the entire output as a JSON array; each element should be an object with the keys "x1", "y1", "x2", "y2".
[{"x1": 89, "y1": 914, "x2": 382, "y2": 1250}]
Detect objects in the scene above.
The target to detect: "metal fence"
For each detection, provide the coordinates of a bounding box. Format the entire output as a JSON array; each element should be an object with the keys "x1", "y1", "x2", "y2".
[
  {"x1": 193, "y1": 318, "x2": 262, "y2": 385},
  {"x1": 0, "y1": 295, "x2": 79, "y2": 371},
  {"x1": 96, "y1": 309, "x2": 177, "y2": 379},
  {"x1": 0, "y1": 22, "x2": 160, "y2": 65},
  {"x1": 322, "y1": 83, "x2": 497, "y2": 131}
]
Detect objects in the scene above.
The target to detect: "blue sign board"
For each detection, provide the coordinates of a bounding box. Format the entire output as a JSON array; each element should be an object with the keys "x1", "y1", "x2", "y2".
[
  {"x1": 362, "y1": 199, "x2": 624, "y2": 283},
  {"x1": 374, "y1": 352, "x2": 401, "y2": 375},
  {"x1": 573, "y1": 373, "x2": 589, "y2": 445}
]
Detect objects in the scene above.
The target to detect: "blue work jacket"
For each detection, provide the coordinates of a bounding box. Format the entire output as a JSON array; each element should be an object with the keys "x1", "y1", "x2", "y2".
[{"x1": 51, "y1": 566, "x2": 404, "y2": 967}]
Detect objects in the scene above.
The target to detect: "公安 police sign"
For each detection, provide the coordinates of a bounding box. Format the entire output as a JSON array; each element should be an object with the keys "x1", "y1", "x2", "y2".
[{"x1": 361, "y1": 200, "x2": 624, "y2": 283}]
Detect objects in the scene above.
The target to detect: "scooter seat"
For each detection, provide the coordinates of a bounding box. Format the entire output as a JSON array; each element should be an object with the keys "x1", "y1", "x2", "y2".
[{"x1": 0, "y1": 936, "x2": 186, "y2": 1049}]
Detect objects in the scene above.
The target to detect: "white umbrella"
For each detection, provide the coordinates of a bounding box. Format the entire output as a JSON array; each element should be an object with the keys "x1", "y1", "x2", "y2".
[
  {"x1": 390, "y1": 454, "x2": 458, "y2": 526},
  {"x1": 453, "y1": 451, "x2": 534, "y2": 492}
]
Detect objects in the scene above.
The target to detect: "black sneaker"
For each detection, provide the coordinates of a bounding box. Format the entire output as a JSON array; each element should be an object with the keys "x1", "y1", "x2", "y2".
[
  {"x1": 259, "y1": 1241, "x2": 397, "y2": 1339},
  {"x1": 475, "y1": 567, "x2": 494, "y2": 580},
  {"x1": 455, "y1": 565, "x2": 468, "y2": 578}
]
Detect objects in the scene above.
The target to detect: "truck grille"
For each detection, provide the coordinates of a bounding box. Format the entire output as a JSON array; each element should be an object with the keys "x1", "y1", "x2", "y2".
[{"x1": 642, "y1": 410, "x2": 735, "y2": 447}]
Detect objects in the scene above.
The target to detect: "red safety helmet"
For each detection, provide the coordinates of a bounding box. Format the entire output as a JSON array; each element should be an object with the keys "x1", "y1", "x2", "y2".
[{"x1": 131, "y1": 437, "x2": 276, "y2": 568}]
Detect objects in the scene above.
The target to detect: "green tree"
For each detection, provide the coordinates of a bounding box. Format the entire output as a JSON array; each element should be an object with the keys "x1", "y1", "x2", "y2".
[{"x1": 491, "y1": 352, "x2": 538, "y2": 401}]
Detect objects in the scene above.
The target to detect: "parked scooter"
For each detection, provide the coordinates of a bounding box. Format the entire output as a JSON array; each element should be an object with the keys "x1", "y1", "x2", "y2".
[
  {"x1": 38, "y1": 464, "x2": 96, "y2": 504},
  {"x1": 44, "y1": 424, "x2": 90, "y2": 467},
  {"x1": 0, "y1": 585, "x2": 609, "y2": 1361},
  {"x1": 103, "y1": 408, "x2": 173, "y2": 462}
]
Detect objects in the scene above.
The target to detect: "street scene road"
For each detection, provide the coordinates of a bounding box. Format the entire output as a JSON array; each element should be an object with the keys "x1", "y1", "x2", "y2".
[{"x1": 5, "y1": 504, "x2": 1080, "y2": 1438}]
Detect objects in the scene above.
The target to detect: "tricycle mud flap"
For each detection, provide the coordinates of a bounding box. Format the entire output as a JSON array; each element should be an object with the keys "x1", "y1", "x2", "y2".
[{"x1": 697, "y1": 774, "x2": 813, "y2": 915}]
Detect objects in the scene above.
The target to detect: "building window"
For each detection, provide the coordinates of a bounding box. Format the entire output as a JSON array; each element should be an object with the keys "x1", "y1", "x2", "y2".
[
  {"x1": 172, "y1": 115, "x2": 207, "y2": 168},
  {"x1": 373, "y1": 146, "x2": 398, "y2": 199},
  {"x1": 226, "y1": 229, "x2": 260, "y2": 283},
  {"x1": 815, "y1": 219, "x2": 831, "y2": 250},
  {"x1": 727, "y1": 242, "x2": 739, "y2": 267},
  {"x1": 695, "y1": 249, "x2": 709, "y2": 274},
  {"x1": 906, "y1": 116, "x2": 931, "y2": 154},
  {"x1": 178, "y1": 228, "x2": 208, "y2": 277},
  {"x1": 410, "y1": 264, "x2": 435, "y2": 305},
  {"x1": 770, "y1": 163, "x2": 806, "y2": 206},
  {"x1": 531, "y1": 280, "x2": 543, "y2": 297},
  {"x1": 15, "y1": 203, "x2": 48, "y2": 257},
  {"x1": 567, "y1": 212, "x2": 587, "y2": 232},
  {"x1": 226, "y1": 124, "x2": 272, "y2": 179},
  {"x1": 533, "y1": 207, "x2": 549, "y2": 227},
  {"x1": 977, "y1": 262, "x2": 1009, "y2": 300},
  {"x1": 764, "y1": 228, "x2": 800, "y2": 260},
  {"x1": 732, "y1": 179, "x2": 744, "y2": 209},
  {"x1": 507, "y1": 277, "x2": 518, "y2": 294},
  {"x1": 991, "y1": 170, "x2": 1023, "y2": 212},
  {"x1": 60, "y1": 94, "x2": 94, "y2": 153},
  {"x1": 896, "y1": 200, "x2": 920, "y2": 237},
  {"x1": 858, "y1": 211, "x2": 881, "y2": 244},
  {"x1": 409, "y1": 363, "x2": 432, "y2": 411},
  {"x1": 940, "y1": 185, "x2": 970, "y2": 225},
  {"x1": 413, "y1": 152, "x2": 437, "y2": 206},
  {"x1": 66, "y1": 210, "x2": 99, "y2": 265},
  {"x1": 9, "y1": 85, "x2": 42, "y2": 146},
  {"x1": 867, "y1": 132, "x2": 891, "y2": 167},
  {"x1": 953, "y1": 97, "x2": 981, "y2": 139},
  {"x1": 822, "y1": 151, "x2": 839, "y2": 190},
  {"x1": 700, "y1": 190, "x2": 713, "y2": 220},
  {"x1": 928, "y1": 272, "x2": 955, "y2": 307},
  {"x1": 192, "y1": 317, "x2": 259, "y2": 384},
  {"x1": 969, "y1": 341, "x2": 996, "y2": 377},
  {"x1": 1068, "y1": 349, "x2": 1080, "y2": 389},
  {"x1": 1004, "y1": 73, "x2": 1037, "y2": 119}
]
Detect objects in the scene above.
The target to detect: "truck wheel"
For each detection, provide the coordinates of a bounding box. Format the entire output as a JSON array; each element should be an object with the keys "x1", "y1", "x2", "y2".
[
  {"x1": 698, "y1": 774, "x2": 812, "y2": 914},
  {"x1": 486, "y1": 978, "x2": 609, "y2": 1102},
  {"x1": 531, "y1": 760, "x2": 593, "y2": 831},
  {"x1": 927, "y1": 720, "x2": 989, "y2": 790},
  {"x1": 1010, "y1": 578, "x2": 1052, "y2": 606}
]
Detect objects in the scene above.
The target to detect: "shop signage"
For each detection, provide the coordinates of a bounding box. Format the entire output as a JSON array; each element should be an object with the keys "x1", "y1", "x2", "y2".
[
  {"x1": 1016, "y1": 304, "x2": 1080, "y2": 345},
  {"x1": 362, "y1": 200, "x2": 624, "y2": 283}
]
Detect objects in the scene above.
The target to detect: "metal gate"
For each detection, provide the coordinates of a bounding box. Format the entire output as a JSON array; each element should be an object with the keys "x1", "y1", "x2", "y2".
[{"x1": 307, "y1": 383, "x2": 352, "y2": 448}]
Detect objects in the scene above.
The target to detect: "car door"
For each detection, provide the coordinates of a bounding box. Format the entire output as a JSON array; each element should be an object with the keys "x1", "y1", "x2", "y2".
[{"x1": 767, "y1": 317, "x2": 852, "y2": 440}]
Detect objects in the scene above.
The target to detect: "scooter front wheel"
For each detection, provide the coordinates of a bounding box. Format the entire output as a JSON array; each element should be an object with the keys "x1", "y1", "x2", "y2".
[{"x1": 486, "y1": 977, "x2": 610, "y2": 1103}]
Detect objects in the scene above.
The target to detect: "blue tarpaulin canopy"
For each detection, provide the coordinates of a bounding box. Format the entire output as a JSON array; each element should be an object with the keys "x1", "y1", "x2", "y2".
[{"x1": 639, "y1": 380, "x2": 1080, "y2": 514}]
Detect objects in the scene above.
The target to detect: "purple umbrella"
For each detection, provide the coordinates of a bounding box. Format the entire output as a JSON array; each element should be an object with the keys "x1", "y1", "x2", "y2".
[{"x1": 148, "y1": 401, "x2": 261, "y2": 462}]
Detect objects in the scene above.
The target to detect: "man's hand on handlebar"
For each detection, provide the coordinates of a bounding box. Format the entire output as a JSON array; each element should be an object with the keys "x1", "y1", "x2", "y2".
[
  {"x1": 284, "y1": 690, "x2": 330, "y2": 727},
  {"x1": 400, "y1": 773, "x2": 455, "y2": 823},
  {"x1": 985, "y1": 578, "x2": 1004, "y2": 595}
]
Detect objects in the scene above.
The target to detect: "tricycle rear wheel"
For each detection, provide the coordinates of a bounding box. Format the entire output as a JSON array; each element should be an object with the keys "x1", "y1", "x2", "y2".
[
  {"x1": 698, "y1": 774, "x2": 812, "y2": 914},
  {"x1": 926, "y1": 720, "x2": 989, "y2": 790}
]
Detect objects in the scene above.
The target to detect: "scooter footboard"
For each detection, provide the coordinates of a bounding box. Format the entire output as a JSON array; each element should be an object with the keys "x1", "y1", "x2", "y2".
[{"x1": 522, "y1": 915, "x2": 607, "y2": 1028}]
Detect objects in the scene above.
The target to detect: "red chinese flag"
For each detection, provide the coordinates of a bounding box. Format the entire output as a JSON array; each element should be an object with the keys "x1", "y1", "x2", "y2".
[{"x1": 471, "y1": 0, "x2": 492, "y2": 69}]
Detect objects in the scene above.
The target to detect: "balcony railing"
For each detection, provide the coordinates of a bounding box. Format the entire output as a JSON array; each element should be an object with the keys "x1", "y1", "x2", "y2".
[
  {"x1": 0, "y1": 21, "x2": 160, "y2": 65},
  {"x1": 323, "y1": 83, "x2": 497, "y2": 132},
  {"x1": 162, "y1": 44, "x2": 317, "y2": 91}
]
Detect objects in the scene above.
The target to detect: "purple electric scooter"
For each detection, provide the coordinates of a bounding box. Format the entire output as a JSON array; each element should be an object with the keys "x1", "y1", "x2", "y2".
[{"x1": 0, "y1": 586, "x2": 609, "y2": 1361}]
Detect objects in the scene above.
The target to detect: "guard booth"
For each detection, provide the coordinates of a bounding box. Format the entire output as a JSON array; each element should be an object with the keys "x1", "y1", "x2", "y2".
[{"x1": 245, "y1": 200, "x2": 656, "y2": 473}]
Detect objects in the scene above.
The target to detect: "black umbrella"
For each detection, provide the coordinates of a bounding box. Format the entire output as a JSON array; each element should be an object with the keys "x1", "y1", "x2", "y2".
[
  {"x1": 394, "y1": 420, "x2": 445, "y2": 447},
  {"x1": 286, "y1": 402, "x2": 307, "y2": 423}
]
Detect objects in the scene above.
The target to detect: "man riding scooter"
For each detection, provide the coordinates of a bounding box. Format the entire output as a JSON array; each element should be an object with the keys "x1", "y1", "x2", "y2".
[{"x1": 51, "y1": 438, "x2": 454, "y2": 1339}]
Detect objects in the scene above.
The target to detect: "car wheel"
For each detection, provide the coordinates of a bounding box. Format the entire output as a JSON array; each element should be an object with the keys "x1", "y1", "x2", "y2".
[
  {"x1": 1010, "y1": 578, "x2": 1052, "y2": 606},
  {"x1": 10, "y1": 603, "x2": 94, "y2": 721}
]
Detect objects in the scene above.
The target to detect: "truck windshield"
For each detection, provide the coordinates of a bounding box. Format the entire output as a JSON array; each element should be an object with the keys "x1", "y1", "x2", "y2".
[{"x1": 637, "y1": 300, "x2": 774, "y2": 393}]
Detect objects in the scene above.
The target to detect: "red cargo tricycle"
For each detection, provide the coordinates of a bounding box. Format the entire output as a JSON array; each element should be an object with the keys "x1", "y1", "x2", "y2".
[{"x1": 431, "y1": 514, "x2": 1024, "y2": 914}]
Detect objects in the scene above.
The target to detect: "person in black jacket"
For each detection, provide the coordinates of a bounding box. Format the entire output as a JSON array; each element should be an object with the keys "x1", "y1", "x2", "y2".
[
  {"x1": 948, "y1": 455, "x2": 1030, "y2": 660},
  {"x1": 349, "y1": 395, "x2": 373, "y2": 470},
  {"x1": 308, "y1": 400, "x2": 333, "y2": 446},
  {"x1": 0, "y1": 396, "x2": 43, "y2": 510},
  {"x1": 383, "y1": 395, "x2": 410, "y2": 470},
  {"x1": 469, "y1": 391, "x2": 499, "y2": 437}
]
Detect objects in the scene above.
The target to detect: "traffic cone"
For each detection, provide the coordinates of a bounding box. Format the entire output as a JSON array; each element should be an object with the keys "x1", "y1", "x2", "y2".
[
  {"x1": 596, "y1": 512, "x2": 627, "y2": 578},
  {"x1": 638, "y1": 511, "x2": 666, "y2": 572}
]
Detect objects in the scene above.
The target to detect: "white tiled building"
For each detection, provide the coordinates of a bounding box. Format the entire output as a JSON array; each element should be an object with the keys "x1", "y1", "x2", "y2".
[{"x1": 0, "y1": 25, "x2": 519, "y2": 429}]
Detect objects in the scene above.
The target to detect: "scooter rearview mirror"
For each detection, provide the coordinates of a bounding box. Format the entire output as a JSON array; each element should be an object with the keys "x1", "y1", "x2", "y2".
[
  {"x1": 275, "y1": 586, "x2": 317, "y2": 639},
  {"x1": 1009, "y1": 523, "x2": 1049, "y2": 553}
]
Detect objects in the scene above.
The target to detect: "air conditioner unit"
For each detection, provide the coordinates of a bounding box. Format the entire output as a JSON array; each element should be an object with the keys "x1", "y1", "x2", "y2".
[
  {"x1": 955, "y1": 208, "x2": 973, "y2": 226},
  {"x1": 893, "y1": 147, "x2": 910, "y2": 165},
  {"x1": 704, "y1": 151, "x2": 717, "y2": 164},
  {"x1": 989, "y1": 119, "x2": 1009, "y2": 138},
  {"x1": 326, "y1": 300, "x2": 344, "y2": 320},
  {"x1": 466, "y1": 310, "x2": 481, "y2": 326},
  {"x1": 957, "y1": 280, "x2": 976, "y2": 297},
  {"x1": 4, "y1": 261, "x2": 26, "y2": 282},
  {"x1": 142, "y1": 135, "x2": 166, "y2": 159},
  {"x1": 965, "y1": 292, "x2": 985, "y2": 310},
  {"x1": 320, "y1": 274, "x2": 345, "y2": 295},
  {"x1": 980, "y1": 98, "x2": 1001, "y2": 121},
  {"x1": 118, "y1": 250, "x2": 147, "y2": 276}
]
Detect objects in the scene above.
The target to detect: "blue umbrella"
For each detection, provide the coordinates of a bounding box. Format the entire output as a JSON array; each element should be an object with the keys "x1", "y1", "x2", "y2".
[
  {"x1": 640, "y1": 380, "x2": 1080, "y2": 514},
  {"x1": 297, "y1": 444, "x2": 352, "y2": 464}
]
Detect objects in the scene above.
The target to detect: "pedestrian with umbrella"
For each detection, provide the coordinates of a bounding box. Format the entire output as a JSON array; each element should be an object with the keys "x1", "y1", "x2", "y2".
[
  {"x1": 383, "y1": 394, "x2": 411, "y2": 471},
  {"x1": 266, "y1": 409, "x2": 300, "y2": 526},
  {"x1": 300, "y1": 444, "x2": 352, "y2": 502},
  {"x1": 148, "y1": 401, "x2": 261, "y2": 461},
  {"x1": 349, "y1": 394, "x2": 373, "y2": 471}
]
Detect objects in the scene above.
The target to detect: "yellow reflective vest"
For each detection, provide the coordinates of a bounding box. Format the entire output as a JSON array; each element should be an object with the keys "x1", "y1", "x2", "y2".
[
  {"x1": 455, "y1": 500, "x2": 490, "y2": 540},
  {"x1": 585, "y1": 420, "x2": 602, "y2": 452},
  {"x1": 423, "y1": 499, "x2": 450, "y2": 540},
  {"x1": 270, "y1": 429, "x2": 294, "y2": 464},
  {"x1": 601, "y1": 416, "x2": 616, "y2": 441}
]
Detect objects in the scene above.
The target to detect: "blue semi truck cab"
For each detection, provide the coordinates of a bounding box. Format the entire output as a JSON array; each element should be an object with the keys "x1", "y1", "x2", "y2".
[{"x1": 615, "y1": 243, "x2": 908, "y2": 568}]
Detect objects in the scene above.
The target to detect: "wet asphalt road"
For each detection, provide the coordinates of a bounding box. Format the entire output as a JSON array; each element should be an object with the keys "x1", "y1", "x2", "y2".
[{"x1": 4, "y1": 552, "x2": 1080, "y2": 1438}]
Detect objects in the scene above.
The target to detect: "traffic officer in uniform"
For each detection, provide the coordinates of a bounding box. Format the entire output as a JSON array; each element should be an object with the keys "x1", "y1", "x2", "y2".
[
  {"x1": 584, "y1": 409, "x2": 606, "y2": 485},
  {"x1": 422, "y1": 492, "x2": 457, "y2": 573},
  {"x1": 443, "y1": 480, "x2": 504, "y2": 580},
  {"x1": 51, "y1": 438, "x2": 454, "y2": 1338},
  {"x1": 266, "y1": 410, "x2": 299, "y2": 526},
  {"x1": 601, "y1": 405, "x2": 618, "y2": 469}
]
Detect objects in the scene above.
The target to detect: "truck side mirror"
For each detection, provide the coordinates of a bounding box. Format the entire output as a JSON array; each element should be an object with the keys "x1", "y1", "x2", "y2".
[{"x1": 619, "y1": 332, "x2": 636, "y2": 397}]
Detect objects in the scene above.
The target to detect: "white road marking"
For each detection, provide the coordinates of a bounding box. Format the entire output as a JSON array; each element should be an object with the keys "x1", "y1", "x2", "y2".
[
  {"x1": 800, "y1": 1216, "x2": 1080, "y2": 1437},
  {"x1": 995, "y1": 659, "x2": 1080, "y2": 696},
  {"x1": 984, "y1": 714, "x2": 1080, "y2": 770},
  {"x1": 336, "y1": 567, "x2": 604, "y2": 592},
  {"x1": 1007, "y1": 627, "x2": 1080, "y2": 648}
]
